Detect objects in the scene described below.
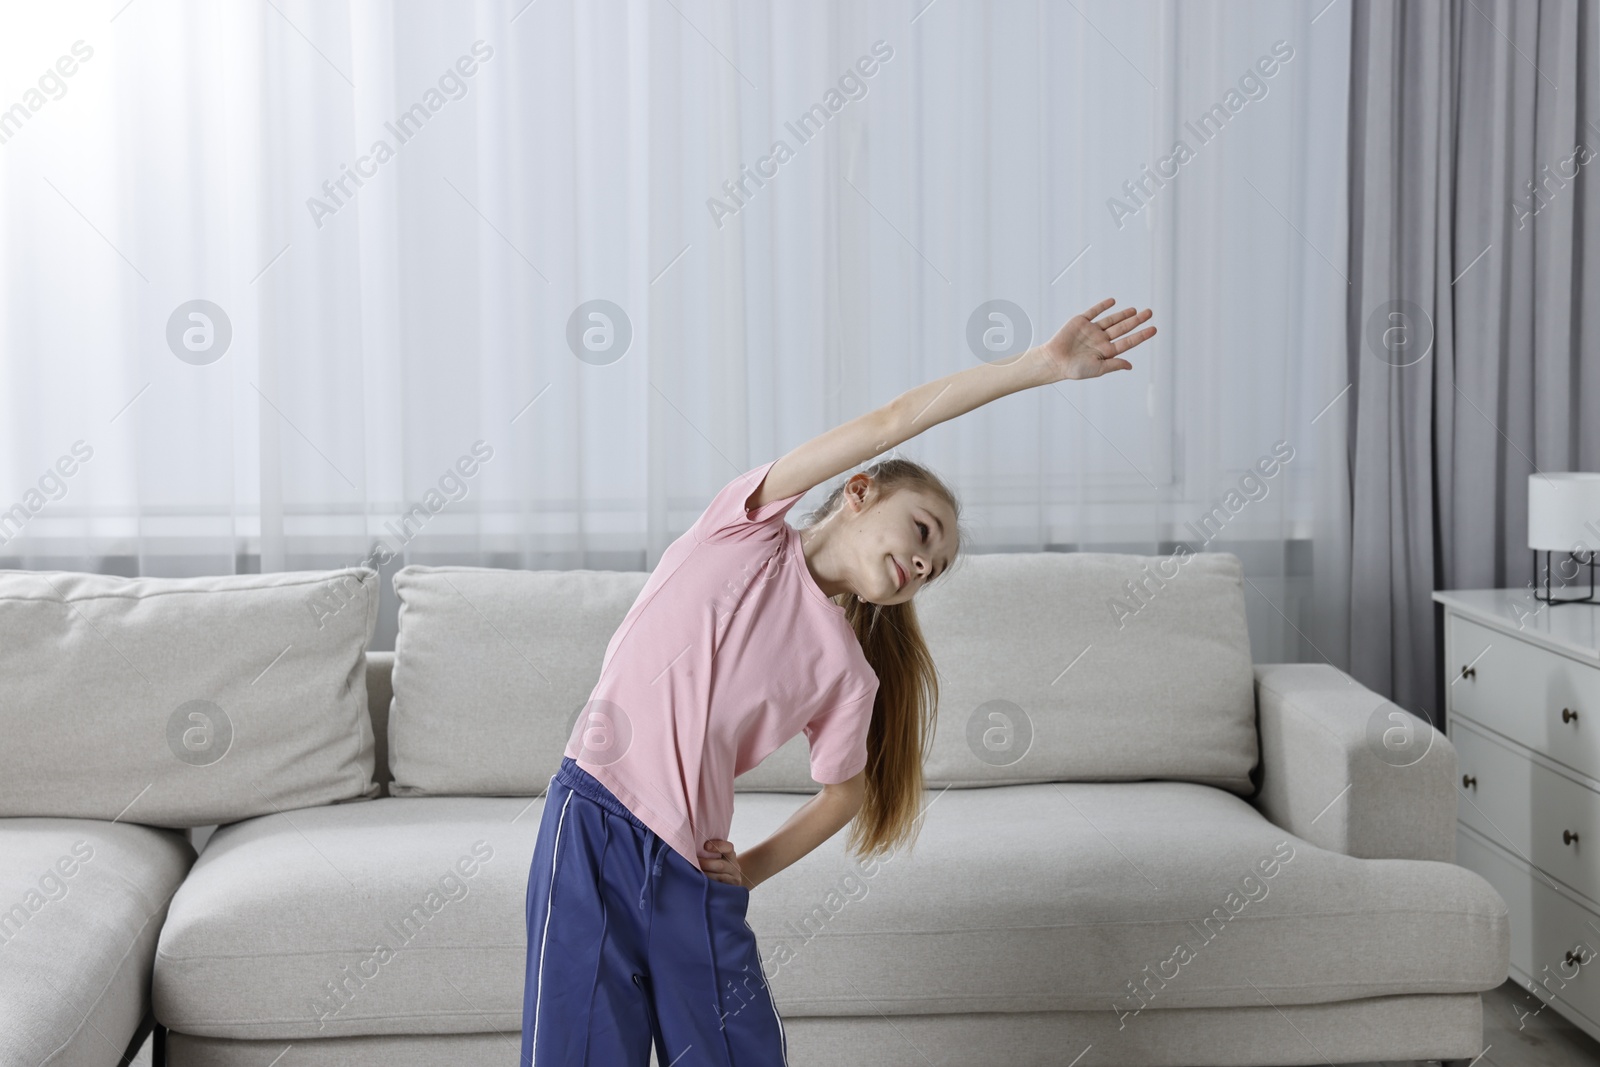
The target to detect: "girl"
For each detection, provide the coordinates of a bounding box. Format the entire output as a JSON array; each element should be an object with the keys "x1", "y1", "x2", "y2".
[{"x1": 521, "y1": 298, "x2": 1157, "y2": 1066}]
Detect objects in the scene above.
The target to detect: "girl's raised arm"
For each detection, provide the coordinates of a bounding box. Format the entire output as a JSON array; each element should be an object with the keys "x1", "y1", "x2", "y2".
[{"x1": 747, "y1": 298, "x2": 1157, "y2": 510}]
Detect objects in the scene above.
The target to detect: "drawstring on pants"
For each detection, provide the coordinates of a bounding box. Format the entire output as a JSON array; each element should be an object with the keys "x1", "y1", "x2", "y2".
[{"x1": 638, "y1": 834, "x2": 665, "y2": 909}]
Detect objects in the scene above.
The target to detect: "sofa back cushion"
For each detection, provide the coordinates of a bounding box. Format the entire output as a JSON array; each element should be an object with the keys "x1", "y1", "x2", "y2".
[
  {"x1": 912, "y1": 551, "x2": 1257, "y2": 793},
  {"x1": 0, "y1": 568, "x2": 380, "y2": 825},
  {"x1": 385, "y1": 564, "x2": 816, "y2": 796},
  {"x1": 387, "y1": 552, "x2": 1257, "y2": 797},
  {"x1": 388, "y1": 565, "x2": 648, "y2": 796}
]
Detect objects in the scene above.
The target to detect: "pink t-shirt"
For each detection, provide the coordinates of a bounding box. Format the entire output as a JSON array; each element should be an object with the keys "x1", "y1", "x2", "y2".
[{"x1": 563, "y1": 458, "x2": 880, "y2": 874}]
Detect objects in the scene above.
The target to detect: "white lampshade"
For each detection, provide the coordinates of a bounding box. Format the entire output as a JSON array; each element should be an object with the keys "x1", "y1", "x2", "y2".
[{"x1": 1528, "y1": 472, "x2": 1600, "y2": 554}]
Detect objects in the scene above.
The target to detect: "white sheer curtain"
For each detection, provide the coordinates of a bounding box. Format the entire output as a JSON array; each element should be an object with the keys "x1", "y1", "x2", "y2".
[{"x1": 0, "y1": 0, "x2": 1352, "y2": 665}]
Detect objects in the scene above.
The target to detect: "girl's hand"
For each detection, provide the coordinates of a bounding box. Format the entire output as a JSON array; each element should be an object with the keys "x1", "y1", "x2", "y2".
[
  {"x1": 701, "y1": 838, "x2": 751, "y2": 888},
  {"x1": 1039, "y1": 298, "x2": 1156, "y2": 383}
]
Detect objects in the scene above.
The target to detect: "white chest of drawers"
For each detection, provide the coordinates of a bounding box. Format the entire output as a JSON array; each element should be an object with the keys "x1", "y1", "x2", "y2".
[{"x1": 1434, "y1": 588, "x2": 1600, "y2": 1039}]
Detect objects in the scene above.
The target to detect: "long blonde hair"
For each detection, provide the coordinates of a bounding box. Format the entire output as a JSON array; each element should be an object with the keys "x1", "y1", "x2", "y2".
[{"x1": 799, "y1": 457, "x2": 966, "y2": 861}]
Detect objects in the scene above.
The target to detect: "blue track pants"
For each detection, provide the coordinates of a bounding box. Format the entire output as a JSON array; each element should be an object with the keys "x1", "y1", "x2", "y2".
[{"x1": 521, "y1": 756, "x2": 791, "y2": 1065}]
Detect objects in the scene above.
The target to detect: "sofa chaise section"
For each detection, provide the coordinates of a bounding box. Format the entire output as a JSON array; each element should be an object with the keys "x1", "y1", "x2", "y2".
[{"x1": 0, "y1": 818, "x2": 194, "y2": 1067}]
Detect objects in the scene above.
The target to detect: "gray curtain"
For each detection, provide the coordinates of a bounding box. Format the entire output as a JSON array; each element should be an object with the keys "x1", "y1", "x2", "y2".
[{"x1": 1348, "y1": 0, "x2": 1600, "y2": 722}]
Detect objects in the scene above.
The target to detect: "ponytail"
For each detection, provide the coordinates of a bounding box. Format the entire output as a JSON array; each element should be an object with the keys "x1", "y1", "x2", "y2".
[{"x1": 801, "y1": 457, "x2": 964, "y2": 861}]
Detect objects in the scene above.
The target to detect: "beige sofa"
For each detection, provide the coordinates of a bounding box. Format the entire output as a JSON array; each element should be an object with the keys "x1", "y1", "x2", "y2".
[{"x1": 0, "y1": 552, "x2": 1507, "y2": 1066}]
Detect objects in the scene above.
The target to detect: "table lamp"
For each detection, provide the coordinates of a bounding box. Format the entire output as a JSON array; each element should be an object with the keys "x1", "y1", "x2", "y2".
[{"x1": 1529, "y1": 471, "x2": 1600, "y2": 605}]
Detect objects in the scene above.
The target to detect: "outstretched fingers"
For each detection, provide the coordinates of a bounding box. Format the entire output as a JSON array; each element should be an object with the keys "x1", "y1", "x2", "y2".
[
  {"x1": 1074, "y1": 299, "x2": 1157, "y2": 366},
  {"x1": 1094, "y1": 307, "x2": 1140, "y2": 334},
  {"x1": 1111, "y1": 323, "x2": 1157, "y2": 356},
  {"x1": 1102, "y1": 307, "x2": 1152, "y2": 341},
  {"x1": 1081, "y1": 296, "x2": 1117, "y2": 320}
]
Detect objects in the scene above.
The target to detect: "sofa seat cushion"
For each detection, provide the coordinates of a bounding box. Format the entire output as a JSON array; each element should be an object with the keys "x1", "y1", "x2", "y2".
[
  {"x1": 154, "y1": 784, "x2": 1507, "y2": 1040},
  {"x1": 0, "y1": 817, "x2": 194, "y2": 1066},
  {"x1": 155, "y1": 796, "x2": 538, "y2": 1040},
  {"x1": 750, "y1": 780, "x2": 1508, "y2": 1016}
]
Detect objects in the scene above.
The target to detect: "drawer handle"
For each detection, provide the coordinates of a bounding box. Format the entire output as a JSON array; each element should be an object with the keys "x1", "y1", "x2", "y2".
[
  {"x1": 1565, "y1": 829, "x2": 1581, "y2": 846},
  {"x1": 1460, "y1": 665, "x2": 1476, "y2": 681},
  {"x1": 1564, "y1": 707, "x2": 1580, "y2": 724},
  {"x1": 1462, "y1": 774, "x2": 1477, "y2": 789}
]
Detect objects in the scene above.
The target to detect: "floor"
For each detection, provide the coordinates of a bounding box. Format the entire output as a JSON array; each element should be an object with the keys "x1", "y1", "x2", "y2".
[{"x1": 126, "y1": 978, "x2": 1598, "y2": 1066}]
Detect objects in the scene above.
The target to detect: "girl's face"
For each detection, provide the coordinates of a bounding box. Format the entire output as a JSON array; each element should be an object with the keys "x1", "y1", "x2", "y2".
[{"x1": 840, "y1": 475, "x2": 958, "y2": 606}]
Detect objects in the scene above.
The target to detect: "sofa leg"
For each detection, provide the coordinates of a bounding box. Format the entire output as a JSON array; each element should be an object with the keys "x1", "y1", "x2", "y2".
[{"x1": 118, "y1": 1013, "x2": 155, "y2": 1067}]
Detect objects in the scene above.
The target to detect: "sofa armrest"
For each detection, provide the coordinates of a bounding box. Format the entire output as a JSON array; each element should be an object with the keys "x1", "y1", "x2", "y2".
[{"x1": 1252, "y1": 663, "x2": 1457, "y2": 862}]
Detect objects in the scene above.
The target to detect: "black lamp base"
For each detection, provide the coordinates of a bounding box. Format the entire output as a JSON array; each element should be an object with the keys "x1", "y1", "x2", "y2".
[{"x1": 1533, "y1": 549, "x2": 1598, "y2": 605}]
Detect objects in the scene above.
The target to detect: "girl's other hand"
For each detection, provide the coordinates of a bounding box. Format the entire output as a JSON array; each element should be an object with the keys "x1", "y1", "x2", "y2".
[
  {"x1": 1040, "y1": 297, "x2": 1156, "y2": 382},
  {"x1": 700, "y1": 838, "x2": 750, "y2": 888}
]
